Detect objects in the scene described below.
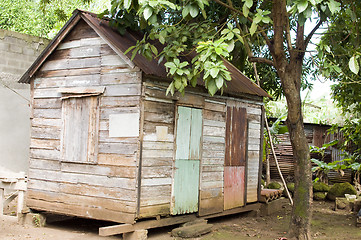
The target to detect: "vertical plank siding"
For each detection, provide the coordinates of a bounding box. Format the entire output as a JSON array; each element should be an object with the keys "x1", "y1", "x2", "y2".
[{"x1": 28, "y1": 20, "x2": 141, "y2": 223}]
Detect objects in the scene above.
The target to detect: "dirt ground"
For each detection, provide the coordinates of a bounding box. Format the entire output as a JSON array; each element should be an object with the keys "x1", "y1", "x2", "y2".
[{"x1": 1, "y1": 201, "x2": 360, "y2": 240}]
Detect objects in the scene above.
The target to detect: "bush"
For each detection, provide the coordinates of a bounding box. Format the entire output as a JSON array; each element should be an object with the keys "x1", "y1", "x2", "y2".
[
  {"x1": 267, "y1": 182, "x2": 282, "y2": 189},
  {"x1": 286, "y1": 183, "x2": 295, "y2": 193},
  {"x1": 327, "y1": 182, "x2": 357, "y2": 201},
  {"x1": 313, "y1": 182, "x2": 330, "y2": 192},
  {"x1": 314, "y1": 192, "x2": 327, "y2": 201}
]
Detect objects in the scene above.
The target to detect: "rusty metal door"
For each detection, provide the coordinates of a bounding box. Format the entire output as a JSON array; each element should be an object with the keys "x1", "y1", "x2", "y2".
[
  {"x1": 172, "y1": 106, "x2": 202, "y2": 215},
  {"x1": 224, "y1": 107, "x2": 247, "y2": 210}
]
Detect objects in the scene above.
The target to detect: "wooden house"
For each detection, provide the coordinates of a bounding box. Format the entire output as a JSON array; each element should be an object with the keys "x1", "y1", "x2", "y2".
[{"x1": 19, "y1": 10, "x2": 270, "y2": 234}]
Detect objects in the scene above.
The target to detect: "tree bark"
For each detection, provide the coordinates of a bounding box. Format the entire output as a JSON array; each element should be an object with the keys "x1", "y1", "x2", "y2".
[{"x1": 269, "y1": 1, "x2": 312, "y2": 239}]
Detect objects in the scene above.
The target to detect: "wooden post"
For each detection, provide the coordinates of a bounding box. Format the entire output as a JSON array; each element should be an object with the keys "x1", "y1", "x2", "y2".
[{"x1": 0, "y1": 187, "x2": 4, "y2": 215}]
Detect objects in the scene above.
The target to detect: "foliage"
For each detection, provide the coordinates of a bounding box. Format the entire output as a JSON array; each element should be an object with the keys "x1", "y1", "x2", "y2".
[
  {"x1": 0, "y1": 0, "x2": 110, "y2": 38},
  {"x1": 313, "y1": 192, "x2": 327, "y2": 201}
]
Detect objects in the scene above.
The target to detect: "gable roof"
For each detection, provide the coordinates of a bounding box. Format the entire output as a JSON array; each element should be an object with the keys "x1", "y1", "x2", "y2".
[{"x1": 19, "y1": 9, "x2": 271, "y2": 98}]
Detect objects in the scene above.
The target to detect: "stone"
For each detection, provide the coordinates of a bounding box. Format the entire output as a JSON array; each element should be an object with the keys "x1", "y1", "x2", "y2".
[
  {"x1": 123, "y1": 229, "x2": 148, "y2": 240},
  {"x1": 335, "y1": 197, "x2": 352, "y2": 211},
  {"x1": 267, "y1": 182, "x2": 282, "y2": 189},
  {"x1": 313, "y1": 192, "x2": 327, "y2": 201},
  {"x1": 327, "y1": 183, "x2": 357, "y2": 201},
  {"x1": 313, "y1": 182, "x2": 330, "y2": 192},
  {"x1": 171, "y1": 223, "x2": 213, "y2": 238},
  {"x1": 181, "y1": 218, "x2": 208, "y2": 227}
]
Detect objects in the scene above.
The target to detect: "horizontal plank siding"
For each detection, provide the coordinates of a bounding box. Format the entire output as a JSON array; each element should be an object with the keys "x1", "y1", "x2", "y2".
[{"x1": 27, "y1": 20, "x2": 144, "y2": 223}]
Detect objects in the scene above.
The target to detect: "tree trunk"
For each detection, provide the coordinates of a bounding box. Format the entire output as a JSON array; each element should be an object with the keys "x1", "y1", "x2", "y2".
[{"x1": 281, "y1": 66, "x2": 312, "y2": 240}]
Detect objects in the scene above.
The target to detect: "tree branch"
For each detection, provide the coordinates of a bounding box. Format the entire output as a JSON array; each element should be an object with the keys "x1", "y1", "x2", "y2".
[
  {"x1": 249, "y1": 57, "x2": 275, "y2": 66},
  {"x1": 305, "y1": 20, "x2": 323, "y2": 47},
  {"x1": 284, "y1": 2, "x2": 293, "y2": 51}
]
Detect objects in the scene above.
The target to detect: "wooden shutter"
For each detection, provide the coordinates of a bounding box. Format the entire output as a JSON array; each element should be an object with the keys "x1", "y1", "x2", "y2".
[{"x1": 61, "y1": 96, "x2": 100, "y2": 163}]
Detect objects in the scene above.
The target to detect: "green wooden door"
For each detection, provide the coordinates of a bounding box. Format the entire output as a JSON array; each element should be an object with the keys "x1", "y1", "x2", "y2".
[{"x1": 172, "y1": 106, "x2": 202, "y2": 215}]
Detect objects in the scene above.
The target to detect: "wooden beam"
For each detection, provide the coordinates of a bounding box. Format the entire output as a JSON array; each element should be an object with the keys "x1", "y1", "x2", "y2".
[
  {"x1": 99, "y1": 214, "x2": 197, "y2": 236},
  {"x1": 202, "y1": 203, "x2": 261, "y2": 219}
]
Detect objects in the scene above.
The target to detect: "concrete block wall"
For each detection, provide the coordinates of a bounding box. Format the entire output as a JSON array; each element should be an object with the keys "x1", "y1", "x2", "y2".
[{"x1": 0, "y1": 29, "x2": 50, "y2": 173}]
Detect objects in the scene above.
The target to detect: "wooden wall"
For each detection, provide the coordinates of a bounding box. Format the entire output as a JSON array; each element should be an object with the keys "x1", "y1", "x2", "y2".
[
  {"x1": 27, "y1": 20, "x2": 141, "y2": 224},
  {"x1": 139, "y1": 81, "x2": 263, "y2": 219}
]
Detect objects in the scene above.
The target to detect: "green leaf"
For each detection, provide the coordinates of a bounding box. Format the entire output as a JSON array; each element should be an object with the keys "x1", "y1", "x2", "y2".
[
  {"x1": 190, "y1": 5, "x2": 199, "y2": 18},
  {"x1": 249, "y1": 22, "x2": 257, "y2": 36},
  {"x1": 215, "y1": 76, "x2": 223, "y2": 88},
  {"x1": 227, "y1": 40, "x2": 235, "y2": 52},
  {"x1": 166, "y1": 82, "x2": 175, "y2": 96},
  {"x1": 297, "y1": 0, "x2": 309, "y2": 13},
  {"x1": 210, "y1": 68, "x2": 220, "y2": 78},
  {"x1": 150, "y1": 45, "x2": 158, "y2": 55},
  {"x1": 349, "y1": 55, "x2": 359, "y2": 74},
  {"x1": 144, "y1": 6, "x2": 153, "y2": 20},
  {"x1": 182, "y1": 5, "x2": 190, "y2": 17},
  {"x1": 242, "y1": 4, "x2": 249, "y2": 18},
  {"x1": 207, "y1": 79, "x2": 218, "y2": 96},
  {"x1": 124, "y1": 0, "x2": 132, "y2": 9},
  {"x1": 327, "y1": 0, "x2": 341, "y2": 15},
  {"x1": 244, "y1": 0, "x2": 253, "y2": 8}
]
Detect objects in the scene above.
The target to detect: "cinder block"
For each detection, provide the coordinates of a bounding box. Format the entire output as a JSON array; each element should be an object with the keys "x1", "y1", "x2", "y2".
[
  {"x1": 20, "y1": 213, "x2": 46, "y2": 227},
  {"x1": 123, "y1": 229, "x2": 148, "y2": 240},
  {"x1": 22, "y1": 47, "x2": 35, "y2": 56},
  {"x1": 0, "y1": 43, "x2": 9, "y2": 51},
  {"x1": 9, "y1": 44, "x2": 23, "y2": 54}
]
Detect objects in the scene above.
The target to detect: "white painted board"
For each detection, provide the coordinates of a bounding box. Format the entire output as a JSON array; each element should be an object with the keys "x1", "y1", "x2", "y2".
[{"x1": 109, "y1": 113, "x2": 140, "y2": 137}]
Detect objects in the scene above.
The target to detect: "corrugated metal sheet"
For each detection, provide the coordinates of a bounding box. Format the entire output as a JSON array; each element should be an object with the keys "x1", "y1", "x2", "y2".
[
  {"x1": 224, "y1": 166, "x2": 245, "y2": 210},
  {"x1": 19, "y1": 10, "x2": 271, "y2": 98}
]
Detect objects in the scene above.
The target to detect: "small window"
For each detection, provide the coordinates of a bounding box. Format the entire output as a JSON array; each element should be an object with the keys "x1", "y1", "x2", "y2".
[{"x1": 61, "y1": 96, "x2": 100, "y2": 163}]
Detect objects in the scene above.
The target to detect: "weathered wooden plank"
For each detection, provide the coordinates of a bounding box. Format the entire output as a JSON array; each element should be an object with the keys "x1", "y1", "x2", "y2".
[
  {"x1": 29, "y1": 158, "x2": 61, "y2": 171},
  {"x1": 100, "y1": 96, "x2": 140, "y2": 108},
  {"x1": 203, "y1": 136, "x2": 225, "y2": 144},
  {"x1": 142, "y1": 166, "x2": 172, "y2": 178},
  {"x1": 203, "y1": 119, "x2": 226, "y2": 128},
  {"x1": 202, "y1": 150, "x2": 225, "y2": 159},
  {"x1": 59, "y1": 182, "x2": 136, "y2": 202},
  {"x1": 98, "y1": 142, "x2": 138, "y2": 155},
  {"x1": 30, "y1": 148, "x2": 60, "y2": 160},
  {"x1": 202, "y1": 165, "x2": 224, "y2": 172},
  {"x1": 33, "y1": 88, "x2": 61, "y2": 99},
  {"x1": 31, "y1": 126, "x2": 60, "y2": 140},
  {"x1": 142, "y1": 178, "x2": 172, "y2": 186},
  {"x1": 142, "y1": 149, "x2": 174, "y2": 158},
  {"x1": 138, "y1": 204, "x2": 171, "y2": 219},
  {"x1": 27, "y1": 190, "x2": 135, "y2": 213},
  {"x1": 198, "y1": 196, "x2": 223, "y2": 216},
  {"x1": 140, "y1": 185, "x2": 171, "y2": 206},
  {"x1": 177, "y1": 94, "x2": 204, "y2": 108},
  {"x1": 104, "y1": 84, "x2": 141, "y2": 96},
  {"x1": 201, "y1": 180, "x2": 223, "y2": 189},
  {"x1": 61, "y1": 162, "x2": 137, "y2": 178},
  {"x1": 143, "y1": 122, "x2": 174, "y2": 134},
  {"x1": 141, "y1": 157, "x2": 173, "y2": 167},
  {"x1": 203, "y1": 109, "x2": 225, "y2": 122},
  {"x1": 33, "y1": 108, "x2": 62, "y2": 119},
  {"x1": 31, "y1": 118, "x2": 61, "y2": 128},
  {"x1": 41, "y1": 57, "x2": 101, "y2": 71},
  {"x1": 144, "y1": 87, "x2": 178, "y2": 101},
  {"x1": 144, "y1": 112, "x2": 174, "y2": 124},
  {"x1": 101, "y1": 66, "x2": 136, "y2": 74},
  {"x1": 69, "y1": 45, "x2": 101, "y2": 58},
  {"x1": 143, "y1": 133, "x2": 174, "y2": 142},
  {"x1": 202, "y1": 158, "x2": 224, "y2": 165},
  {"x1": 204, "y1": 99, "x2": 226, "y2": 112},
  {"x1": 142, "y1": 141, "x2": 173, "y2": 150},
  {"x1": 57, "y1": 37, "x2": 105, "y2": 50},
  {"x1": 203, "y1": 143, "x2": 225, "y2": 151},
  {"x1": 27, "y1": 179, "x2": 59, "y2": 192},
  {"x1": 37, "y1": 67, "x2": 101, "y2": 78},
  {"x1": 201, "y1": 172, "x2": 223, "y2": 182},
  {"x1": 101, "y1": 54, "x2": 127, "y2": 66},
  {"x1": 99, "y1": 213, "x2": 197, "y2": 236},
  {"x1": 98, "y1": 153, "x2": 137, "y2": 166},
  {"x1": 199, "y1": 188, "x2": 222, "y2": 200},
  {"x1": 32, "y1": 98, "x2": 62, "y2": 108},
  {"x1": 26, "y1": 197, "x2": 135, "y2": 224},
  {"x1": 34, "y1": 75, "x2": 101, "y2": 89},
  {"x1": 100, "y1": 107, "x2": 140, "y2": 119},
  {"x1": 65, "y1": 21, "x2": 99, "y2": 40},
  {"x1": 144, "y1": 100, "x2": 174, "y2": 114}
]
